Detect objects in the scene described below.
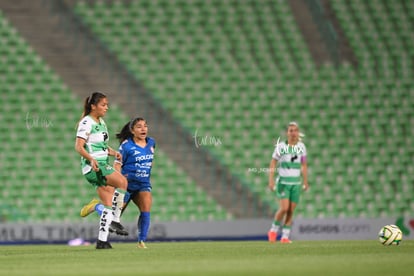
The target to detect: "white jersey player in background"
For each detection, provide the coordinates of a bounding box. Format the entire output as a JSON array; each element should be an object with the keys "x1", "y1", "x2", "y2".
[{"x1": 267, "y1": 122, "x2": 309, "y2": 243}]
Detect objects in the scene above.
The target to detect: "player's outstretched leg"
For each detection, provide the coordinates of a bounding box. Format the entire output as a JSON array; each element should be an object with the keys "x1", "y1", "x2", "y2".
[{"x1": 80, "y1": 198, "x2": 103, "y2": 217}]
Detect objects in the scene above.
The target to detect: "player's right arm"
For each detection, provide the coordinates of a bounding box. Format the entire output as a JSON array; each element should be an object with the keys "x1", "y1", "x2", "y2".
[
  {"x1": 75, "y1": 137, "x2": 99, "y2": 172},
  {"x1": 268, "y1": 158, "x2": 277, "y2": 191},
  {"x1": 76, "y1": 117, "x2": 99, "y2": 172}
]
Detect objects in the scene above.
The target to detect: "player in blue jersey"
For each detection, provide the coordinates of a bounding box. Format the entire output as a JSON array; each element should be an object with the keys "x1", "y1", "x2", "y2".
[
  {"x1": 80, "y1": 117, "x2": 155, "y2": 249},
  {"x1": 114, "y1": 117, "x2": 155, "y2": 249}
]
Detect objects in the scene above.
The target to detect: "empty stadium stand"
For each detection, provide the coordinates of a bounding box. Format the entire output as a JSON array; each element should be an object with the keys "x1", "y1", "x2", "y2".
[
  {"x1": 1, "y1": 0, "x2": 413, "y2": 223},
  {"x1": 73, "y1": 0, "x2": 413, "y2": 219},
  {"x1": 0, "y1": 9, "x2": 231, "y2": 222}
]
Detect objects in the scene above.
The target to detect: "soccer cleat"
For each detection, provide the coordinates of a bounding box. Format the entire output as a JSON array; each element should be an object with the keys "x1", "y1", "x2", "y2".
[
  {"x1": 137, "y1": 241, "x2": 147, "y2": 249},
  {"x1": 80, "y1": 198, "x2": 100, "y2": 217},
  {"x1": 96, "y1": 240, "x2": 112, "y2": 249},
  {"x1": 280, "y1": 238, "x2": 292, "y2": 244},
  {"x1": 268, "y1": 230, "x2": 277, "y2": 243},
  {"x1": 109, "y1": 221, "x2": 129, "y2": 236}
]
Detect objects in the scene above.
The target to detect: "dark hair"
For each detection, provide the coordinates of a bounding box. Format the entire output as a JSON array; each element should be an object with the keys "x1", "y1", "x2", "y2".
[
  {"x1": 81, "y1": 92, "x2": 107, "y2": 118},
  {"x1": 76, "y1": 92, "x2": 107, "y2": 128},
  {"x1": 116, "y1": 117, "x2": 146, "y2": 144}
]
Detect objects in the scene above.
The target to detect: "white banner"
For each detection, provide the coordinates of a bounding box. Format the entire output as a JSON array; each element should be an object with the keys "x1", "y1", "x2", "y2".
[
  {"x1": 0, "y1": 217, "x2": 412, "y2": 243},
  {"x1": 290, "y1": 218, "x2": 411, "y2": 240}
]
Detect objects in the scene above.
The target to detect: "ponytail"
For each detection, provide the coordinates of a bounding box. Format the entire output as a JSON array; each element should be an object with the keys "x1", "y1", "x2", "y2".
[
  {"x1": 81, "y1": 92, "x2": 106, "y2": 117},
  {"x1": 116, "y1": 122, "x2": 133, "y2": 144},
  {"x1": 77, "y1": 92, "x2": 107, "y2": 127}
]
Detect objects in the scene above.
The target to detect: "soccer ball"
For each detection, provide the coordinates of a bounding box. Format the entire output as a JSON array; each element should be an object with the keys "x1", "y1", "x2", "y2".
[{"x1": 378, "y1": 224, "x2": 402, "y2": 245}]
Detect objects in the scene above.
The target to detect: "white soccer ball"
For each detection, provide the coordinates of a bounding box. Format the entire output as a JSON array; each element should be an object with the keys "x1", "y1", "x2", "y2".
[{"x1": 378, "y1": 224, "x2": 402, "y2": 245}]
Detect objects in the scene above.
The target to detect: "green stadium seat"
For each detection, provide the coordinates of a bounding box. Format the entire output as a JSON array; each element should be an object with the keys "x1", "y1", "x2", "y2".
[{"x1": 59, "y1": 0, "x2": 414, "y2": 220}]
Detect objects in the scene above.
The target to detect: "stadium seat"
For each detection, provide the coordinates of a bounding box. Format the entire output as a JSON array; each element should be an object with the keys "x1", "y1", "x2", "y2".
[
  {"x1": 43, "y1": 0, "x2": 414, "y2": 220},
  {"x1": 0, "y1": 10, "x2": 230, "y2": 222}
]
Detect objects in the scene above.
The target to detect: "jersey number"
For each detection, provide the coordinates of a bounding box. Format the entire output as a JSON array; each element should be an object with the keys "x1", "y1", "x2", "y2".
[{"x1": 286, "y1": 155, "x2": 298, "y2": 169}]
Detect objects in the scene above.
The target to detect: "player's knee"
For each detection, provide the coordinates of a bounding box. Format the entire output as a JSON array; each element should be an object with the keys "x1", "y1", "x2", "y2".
[
  {"x1": 278, "y1": 207, "x2": 289, "y2": 215},
  {"x1": 114, "y1": 175, "x2": 127, "y2": 190},
  {"x1": 120, "y1": 176, "x2": 128, "y2": 189}
]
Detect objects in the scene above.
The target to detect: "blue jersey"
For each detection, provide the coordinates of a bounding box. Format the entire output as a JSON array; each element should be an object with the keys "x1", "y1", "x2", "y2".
[{"x1": 118, "y1": 137, "x2": 155, "y2": 187}]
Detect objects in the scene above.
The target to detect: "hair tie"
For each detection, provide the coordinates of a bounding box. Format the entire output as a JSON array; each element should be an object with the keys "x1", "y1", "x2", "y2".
[
  {"x1": 129, "y1": 118, "x2": 137, "y2": 130},
  {"x1": 87, "y1": 93, "x2": 94, "y2": 105}
]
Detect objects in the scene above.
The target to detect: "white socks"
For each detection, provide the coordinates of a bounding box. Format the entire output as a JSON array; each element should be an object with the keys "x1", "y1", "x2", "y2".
[
  {"x1": 98, "y1": 206, "x2": 113, "y2": 242},
  {"x1": 282, "y1": 227, "x2": 291, "y2": 239},
  {"x1": 111, "y1": 188, "x2": 126, "y2": 223}
]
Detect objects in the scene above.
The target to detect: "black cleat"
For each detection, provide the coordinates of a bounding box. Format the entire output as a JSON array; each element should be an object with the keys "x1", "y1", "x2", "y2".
[
  {"x1": 109, "y1": 221, "x2": 129, "y2": 236},
  {"x1": 96, "y1": 240, "x2": 112, "y2": 249}
]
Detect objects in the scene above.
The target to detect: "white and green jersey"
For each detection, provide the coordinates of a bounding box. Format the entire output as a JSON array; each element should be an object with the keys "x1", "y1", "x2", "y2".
[
  {"x1": 76, "y1": 115, "x2": 110, "y2": 174},
  {"x1": 271, "y1": 140, "x2": 307, "y2": 185}
]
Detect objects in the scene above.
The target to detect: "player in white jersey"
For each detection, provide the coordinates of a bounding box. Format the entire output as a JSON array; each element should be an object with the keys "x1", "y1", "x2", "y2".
[
  {"x1": 267, "y1": 122, "x2": 309, "y2": 243},
  {"x1": 75, "y1": 92, "x2": 129, "y2": 249}
]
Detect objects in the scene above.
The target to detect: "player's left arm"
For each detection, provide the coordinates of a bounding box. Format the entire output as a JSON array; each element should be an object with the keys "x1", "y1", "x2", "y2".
[{"x1": 108, "y1": 146, "x2": 122, "y2": 161}]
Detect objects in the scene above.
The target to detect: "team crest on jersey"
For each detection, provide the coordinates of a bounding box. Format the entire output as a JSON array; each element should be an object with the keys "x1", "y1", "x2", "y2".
[{"x1": 150, "y1": 147, "x2": 154, "y2": 153}]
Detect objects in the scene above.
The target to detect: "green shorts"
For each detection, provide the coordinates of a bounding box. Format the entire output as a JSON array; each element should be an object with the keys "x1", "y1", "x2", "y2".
[
  {"x1": 84, "y1": 161, "x2": 115, "y2": 187},
  {"x1": 276, "y1": 182, "x2": 302, "y2": 204}
]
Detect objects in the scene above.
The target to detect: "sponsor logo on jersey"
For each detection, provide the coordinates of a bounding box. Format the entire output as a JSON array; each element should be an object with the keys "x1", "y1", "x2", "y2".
[{"x1": 135, "y1": 154, "x2": 154, "y2": 162}]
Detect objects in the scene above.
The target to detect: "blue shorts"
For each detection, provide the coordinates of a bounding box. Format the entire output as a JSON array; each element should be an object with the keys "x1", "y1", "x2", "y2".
[{"x1": 124, "y1": 180, "x2": 151, "y2": 203}]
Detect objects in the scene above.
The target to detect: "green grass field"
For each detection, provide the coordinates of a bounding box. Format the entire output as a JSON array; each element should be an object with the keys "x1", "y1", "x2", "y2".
[{"x1": 0, "y1": 240, "x2": 413, "y2": 276}]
